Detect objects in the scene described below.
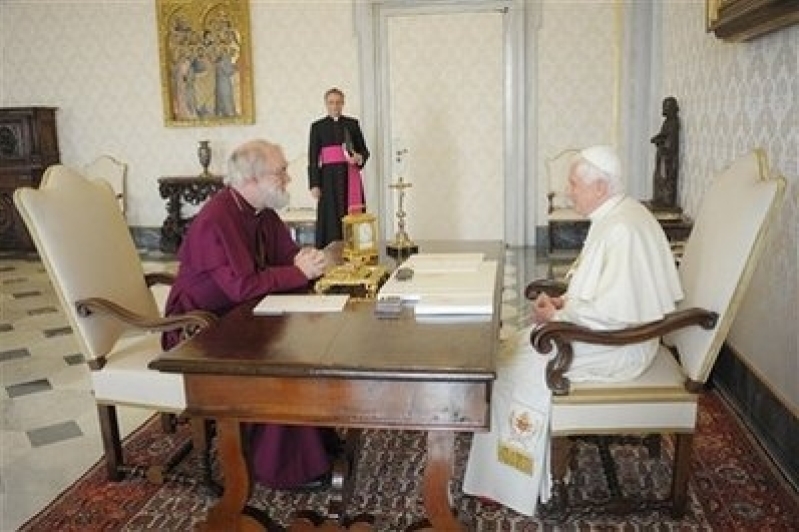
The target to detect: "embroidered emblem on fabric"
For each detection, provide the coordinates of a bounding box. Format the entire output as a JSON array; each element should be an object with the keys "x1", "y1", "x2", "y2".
[{"x1": 497, "y1": 408, "x2": 540, "y2": 475}]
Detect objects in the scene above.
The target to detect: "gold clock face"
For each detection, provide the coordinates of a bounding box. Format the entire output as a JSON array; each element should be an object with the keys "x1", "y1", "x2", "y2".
[
  {"x1": 342, "y1": 212, "x2": 378, "y2": 263},
  {"x1": 357, "y1": 223, "x2": 374, "y2": 249}
]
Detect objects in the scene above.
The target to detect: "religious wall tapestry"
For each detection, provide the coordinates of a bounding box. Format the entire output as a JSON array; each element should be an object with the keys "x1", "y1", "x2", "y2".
[{"x1": 156, "y1": 0, "x2": 254, "y2": 126}]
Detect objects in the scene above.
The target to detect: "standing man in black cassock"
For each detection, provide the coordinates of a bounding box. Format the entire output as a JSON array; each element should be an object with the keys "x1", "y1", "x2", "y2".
[{"x1": 308, "y1": 87, "x2": 370, "y2": 248}]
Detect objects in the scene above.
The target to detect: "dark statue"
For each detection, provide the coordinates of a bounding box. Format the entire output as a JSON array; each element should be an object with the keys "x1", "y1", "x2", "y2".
[{"x1": 650, "y1": 96, "x2": 680, "y2": 208}]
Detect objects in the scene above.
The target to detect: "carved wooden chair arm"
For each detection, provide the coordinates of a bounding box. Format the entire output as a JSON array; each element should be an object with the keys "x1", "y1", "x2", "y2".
[
  {"x1": 75, "y1": 297, "x2": 217, "y2": 335},
  {"x1": 145, "y1": 271, "x2": 176, "y2": 287},
  {"x1": 525, "y1": 279, "x2": 568, "y2": 300},
  {"x1": 530, "y1": 307, "x2": 718, "y2": 395}
]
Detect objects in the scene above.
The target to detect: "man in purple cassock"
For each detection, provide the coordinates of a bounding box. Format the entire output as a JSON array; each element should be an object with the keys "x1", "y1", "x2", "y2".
[{"x1": 162, "y1": 139, "x2": 337, "y2": 490}]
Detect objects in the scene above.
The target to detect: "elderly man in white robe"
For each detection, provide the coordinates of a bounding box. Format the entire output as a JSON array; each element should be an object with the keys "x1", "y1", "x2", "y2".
[{"x1": 462, "y1": 145, "x2": 684, "y2": 516}]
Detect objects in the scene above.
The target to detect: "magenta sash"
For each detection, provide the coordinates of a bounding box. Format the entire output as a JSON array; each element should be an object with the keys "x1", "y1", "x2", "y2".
[{"x1": 319, "y1": 145, "x2": 364, "y2": 213}]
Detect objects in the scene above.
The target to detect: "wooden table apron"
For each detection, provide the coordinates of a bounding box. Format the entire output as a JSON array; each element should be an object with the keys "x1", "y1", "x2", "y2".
[{"x1": 151, "y1": 240, "x2": 503, "y2": 531}]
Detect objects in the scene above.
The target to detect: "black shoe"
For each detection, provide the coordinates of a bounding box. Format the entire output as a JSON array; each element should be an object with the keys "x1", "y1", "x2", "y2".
[{"x1": 322, "y1": 428, "x2": 345, "y2": 458}]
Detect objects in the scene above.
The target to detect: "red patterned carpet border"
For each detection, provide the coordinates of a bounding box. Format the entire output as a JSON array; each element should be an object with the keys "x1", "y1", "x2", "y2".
[{"x1": 20, "y1": 390, "x2": 799, "y2": 531}]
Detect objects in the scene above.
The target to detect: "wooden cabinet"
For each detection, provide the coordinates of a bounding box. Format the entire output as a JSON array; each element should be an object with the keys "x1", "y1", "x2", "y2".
[{"x1": 0, "y1": 107, "x2": 60, "y2": 251}]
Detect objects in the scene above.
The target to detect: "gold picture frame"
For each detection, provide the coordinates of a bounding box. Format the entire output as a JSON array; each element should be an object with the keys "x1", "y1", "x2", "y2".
[
  {"x1": 156, "y1": 0, "x2": 254, "y2": 127},
  {"x1": 706, "y1": 0, "x2": 722, "y2": 30},
  {"x1": 707, "y1": 0, "x2": 799, "y2": 41}
]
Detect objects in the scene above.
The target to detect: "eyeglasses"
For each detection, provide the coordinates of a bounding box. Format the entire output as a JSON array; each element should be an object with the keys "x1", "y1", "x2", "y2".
[{"x1": 263, "y1": 167, "x2": 290, "y2": 180}]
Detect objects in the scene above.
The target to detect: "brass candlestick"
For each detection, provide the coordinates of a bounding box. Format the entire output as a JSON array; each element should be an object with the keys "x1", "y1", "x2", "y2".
[{"x1": 387, "y1": 148, "x2": 418, "y2": 260}]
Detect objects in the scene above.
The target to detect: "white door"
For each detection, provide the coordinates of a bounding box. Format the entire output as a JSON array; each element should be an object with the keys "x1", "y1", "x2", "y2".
[{"x1": 384, "y1": 10, "x2": 504, "y2": 242}]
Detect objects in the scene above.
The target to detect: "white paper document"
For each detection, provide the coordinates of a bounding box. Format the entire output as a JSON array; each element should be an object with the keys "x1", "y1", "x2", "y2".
[
  {"x1": 378, "y1": 255, "x2": 498, "y2": 316},
  {"x1": 253, "y1": 294, "x2": 349, "y2": 315},
  {"x1": 414, "y1": 293, "x2": 494, "y2": 315},
  {"x1": 379, "y1": 260, "x2": 498, "y2": 301},
  {"x1": 401, "y1": 253, "x2": 485, "y2": 273}
]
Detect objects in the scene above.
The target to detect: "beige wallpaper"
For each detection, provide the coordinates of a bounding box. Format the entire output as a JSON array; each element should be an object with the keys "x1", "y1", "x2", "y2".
[
  {"x1": 0, "y1": 0, "x2": 616, "y2": 237},
  {"x1": 387, "y1": 11, "x2": 504, "y2": 241},
  {"x1": 2, "y1": 1, "x2": 794, "y2": 406},
  {"x1": 535, "y1": 0, "x2": 620, "y2": 224},
  {"x1": 661, "y1": 2, "x2": 798, "y2": 409},
  {"x1": 0, "y1": 1, "x2": 361, "y2": 228}
]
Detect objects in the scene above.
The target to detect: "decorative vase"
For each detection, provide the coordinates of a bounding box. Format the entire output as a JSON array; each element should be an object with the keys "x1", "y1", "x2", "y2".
[{"x1": 197, "y1": 140, "x2": 212, "y2": 177}]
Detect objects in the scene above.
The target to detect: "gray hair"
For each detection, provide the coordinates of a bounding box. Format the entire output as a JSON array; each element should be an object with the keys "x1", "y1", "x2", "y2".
[
  {"x1": 224, "y1": 139, "x2": 282, "y2": 187},
  {"x1": 572, "y1": 154, "x2": 625, "y2": 196}
]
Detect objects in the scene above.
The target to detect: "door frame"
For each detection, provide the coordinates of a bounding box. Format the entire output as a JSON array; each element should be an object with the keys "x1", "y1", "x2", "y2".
[{"x1": 354, "y1": 0, "x2": 539, "y2": 246}]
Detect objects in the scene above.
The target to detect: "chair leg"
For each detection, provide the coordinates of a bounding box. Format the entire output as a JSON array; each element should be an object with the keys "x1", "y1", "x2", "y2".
[
  {"x1": 99, "y1": 404, "x2": 204, "y2": 485},
  {"x1": 669, "y1": 432, "x2": 693, "y2": 518},
  {"x1": 328, "y1": 428, "x2": 363, "y2": 520},
  {"x1": 192, "y1": 417, "x2": 222, "y2": 495},
  {"x1": 97, "y1": 403, "x2": 124, "y2": 481},
  {"x1": 642, "y1": 434, "x2": 662, "y2": 458},
  {"x1": 160, "y1": 412, "x2": 178, "y2": 433},
  {"x1": 549, "y1": 436, "x2": 572, "y2": 512},
  {"x1": 144, "y1": 414, "x2": 202, "y2": 485}
]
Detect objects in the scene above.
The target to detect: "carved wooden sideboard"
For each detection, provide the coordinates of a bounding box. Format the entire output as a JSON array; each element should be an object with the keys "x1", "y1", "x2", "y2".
[
  {"x1": 158, "y1": 175, "x2": 224, "y2": 253},
  {"x1": 0, "y1": 107, "x2": 60, "y2": 251}
]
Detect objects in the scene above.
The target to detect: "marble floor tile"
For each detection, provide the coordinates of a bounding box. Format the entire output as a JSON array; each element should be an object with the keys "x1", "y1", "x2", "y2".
[
  {"x1": 27, "y1": 420, "x2": 83, "y2": 447},
  {"x1": 0, "y1": 255, "x2": 165, "y2": 531}
]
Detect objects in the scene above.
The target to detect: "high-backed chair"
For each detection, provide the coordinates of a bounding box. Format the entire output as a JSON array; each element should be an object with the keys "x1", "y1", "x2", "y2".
[
  {"x1": 13, "y1": 165, "x2": 216, "y2": 481},
  {"x1": 84, "y1": 155, "x2": 128, "y2": 216},
  {"x1": 545, "y1": 148, "x2": 588, "y2": 260},
  {"x1": 279, "y1": 153, "x2": 317, "y2": 246},
  {"x1": 545, "y1": 148, "x2": 580, "y2": 215},
  {"x1": 528, "y1": 149, "x2": 785, "y2": 517}
]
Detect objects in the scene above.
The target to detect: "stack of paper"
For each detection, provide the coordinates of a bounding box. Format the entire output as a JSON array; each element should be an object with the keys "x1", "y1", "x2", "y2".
[
  {"x1": 253, "y1": 294, "x2": 349, "y2": 315},
  {"x1": 378, "y1": 253, "x2": 497, "y2": 316},
  {"x1": 414, "y1": 293, "x2": 494, "y2": 315},
  {"x1": 401, "y1": 253, "x2": 484, "y2": 273}
]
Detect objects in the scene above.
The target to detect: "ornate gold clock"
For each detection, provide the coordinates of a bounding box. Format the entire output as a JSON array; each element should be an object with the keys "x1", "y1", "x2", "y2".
[{"x1": 341, "y1": 211, "x2": 379, "y2": 265}]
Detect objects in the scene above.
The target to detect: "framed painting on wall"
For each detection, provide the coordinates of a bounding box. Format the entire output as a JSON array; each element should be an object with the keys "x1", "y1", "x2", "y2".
[
  {"x1": 706, "y1": 0, "x2": 722, "y2": 30},
  {"x1": 156, "y1": 0, "x2": 254, "y2": 127},
  {"x1": 707, "y1": 0, "x2": 799, "y2": 41}
]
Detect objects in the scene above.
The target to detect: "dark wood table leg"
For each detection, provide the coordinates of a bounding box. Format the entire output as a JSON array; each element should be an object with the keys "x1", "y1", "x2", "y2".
[
  {"x1": 408, "y1": 430, "x2": 463, "y2": 531},
  {"x1": 199, "y1": 419, "x2": 272, "y2": 532}
]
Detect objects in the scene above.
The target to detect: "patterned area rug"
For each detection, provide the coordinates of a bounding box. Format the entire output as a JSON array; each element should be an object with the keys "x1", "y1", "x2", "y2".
[{"x1": 20, "y1": 391, "x2": 798, "y2": 531}]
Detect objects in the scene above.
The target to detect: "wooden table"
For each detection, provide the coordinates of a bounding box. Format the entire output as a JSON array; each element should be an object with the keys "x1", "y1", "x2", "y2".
[
  {"x1": 157, "y1": 175, "x2": 224, "y2": 253},
  {"x1": 150, "y1": 241, "x2": 502, "y2": 531}
]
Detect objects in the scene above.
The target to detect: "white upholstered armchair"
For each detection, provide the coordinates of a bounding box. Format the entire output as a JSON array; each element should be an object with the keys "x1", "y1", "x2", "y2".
[
  {"x1": 527, "y1": 149, "x2": 785, "y2": 517},
  {"x1": 13, "y1": 165, "x2": 216, "y2": 482},
  {"x1": 83, "y1": 154, "x2": 128, "y2": 216},
  {"x1": 545, "y1": 148, "x2": 589, "y2": 259},
  {"x1": 545, "y1": 148, "x2": 580, "y2": 215}
]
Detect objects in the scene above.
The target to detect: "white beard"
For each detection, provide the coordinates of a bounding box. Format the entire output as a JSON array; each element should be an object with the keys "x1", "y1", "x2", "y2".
[{"x1": 261, "y1": 185, "x2": 290, "y2": 211}]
